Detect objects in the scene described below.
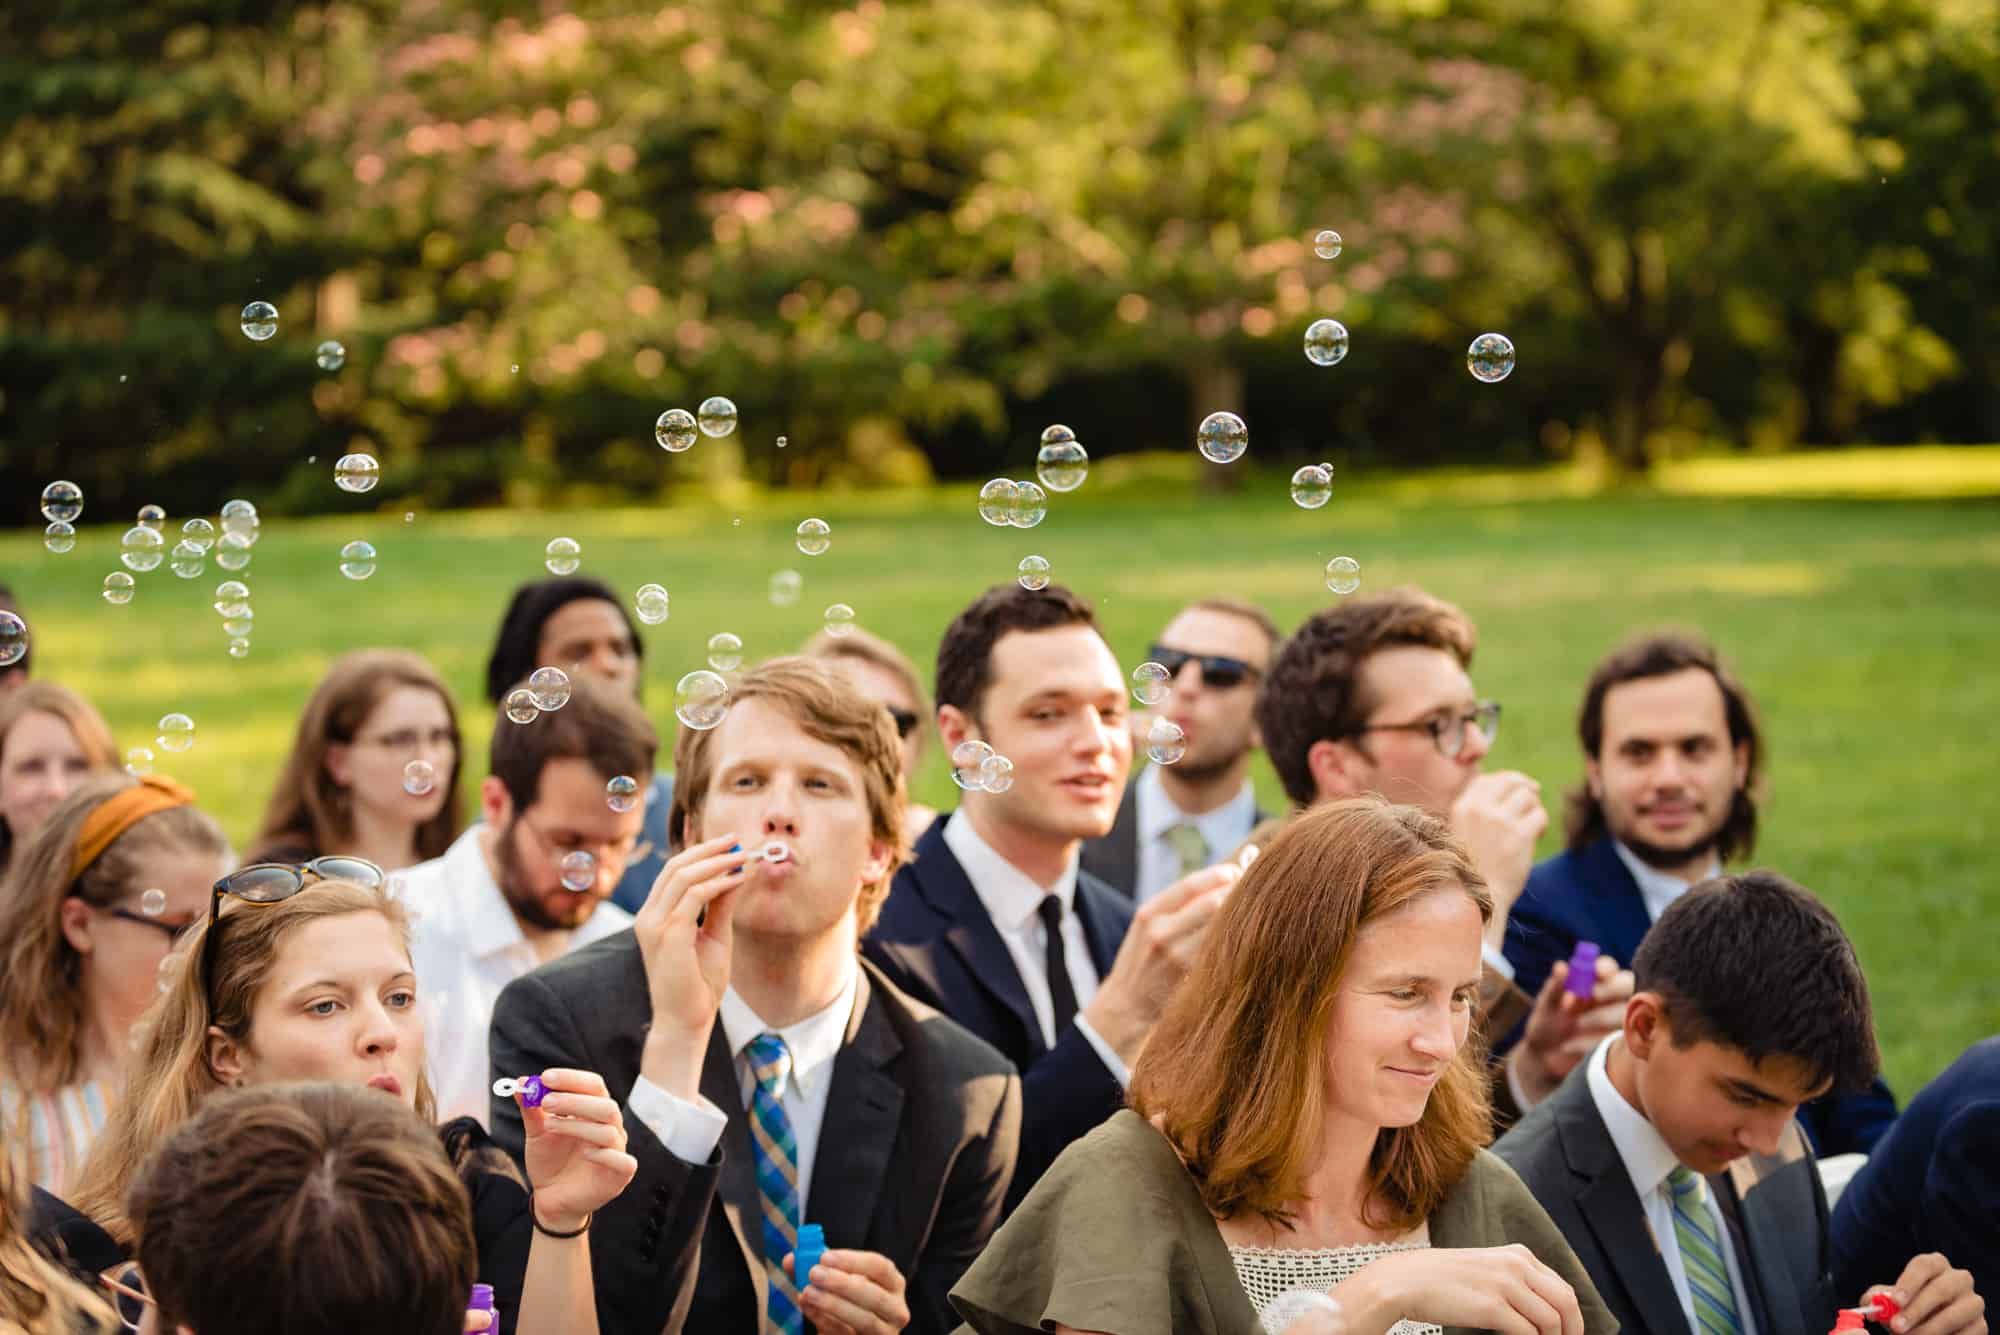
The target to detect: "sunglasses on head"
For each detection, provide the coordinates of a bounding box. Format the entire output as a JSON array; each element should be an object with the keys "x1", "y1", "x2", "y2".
[
  {"x1": 1146, "y1": 645, "x2": 1260, "y2": 691},
  {"x1": 201, "y1": 856, "x2": 386, "y2": 998},
  {"x1": 888, "y1": 708, "x2": 920, "y2": 739}
]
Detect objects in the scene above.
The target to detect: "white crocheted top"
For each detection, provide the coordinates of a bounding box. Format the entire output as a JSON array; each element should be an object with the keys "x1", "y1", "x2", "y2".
[{"x1": 1228, "y1": 1240, "x2": 1443, "y2": 1335}]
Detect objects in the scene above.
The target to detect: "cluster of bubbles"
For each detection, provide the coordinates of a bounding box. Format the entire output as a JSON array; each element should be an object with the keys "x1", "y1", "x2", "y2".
[
  {"x1": 212, "y1": 578, "x2": 255, "y2": 659},
  {"x1": 674, "y1": 669, "x2": 730, "y2": 730},
  {"x1": 977, "y1": 479, "x2": 1047, "y2": 529},
  {"x1": 795, "y1": 518, "x2": 831, "y2": 556},
  {"x1": 949, "y1": 740, "x2": 1016, "y2": 793},
  {"x1": 1034, "y1": 425, "x2": 1089, "y2": 493},
  {"x1": 634, "y1": 582, "x2": 670, "y2": 625},
  {"x1": 656, "y1": 396, "x2": 739, "y2": 452},
  {"x1": 1128, "y1": 664, "x2": 1189, "y2": 763},
  {"x1": 502, "y1": 666, "x2": 572, "y2": 725},
  {"x1": 606, "y1": 774, "x2": 641, "y2": 813}
]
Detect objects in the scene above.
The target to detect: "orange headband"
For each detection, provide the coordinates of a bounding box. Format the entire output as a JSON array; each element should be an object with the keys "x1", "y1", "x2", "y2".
[{"x1": 68, "y1": 774, "x2": 197, "y2": 884}]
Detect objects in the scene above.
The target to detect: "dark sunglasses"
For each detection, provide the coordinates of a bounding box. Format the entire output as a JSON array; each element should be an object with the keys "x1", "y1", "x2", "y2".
[
  {"x1": 202, "y1": 856, "x2": 385, "y2": 998},
  {"x1": 888, "y1": 708, "x2": 920, "y2": 739},
  {"x1": 1146, "y1": 644, "x2": 1261, "y2": 691}
]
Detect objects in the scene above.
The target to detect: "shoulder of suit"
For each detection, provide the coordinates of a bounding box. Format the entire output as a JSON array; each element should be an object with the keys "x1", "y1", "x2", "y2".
[
  {"x1": 862, "y1": 958, "x2": 1017, "y2": 1083},
  {"x1": 1076, "y1": 868, "x2": 1136, "y2": 924},
  {"x1": 506, "y1": 926, "x2": 642, "y2": 997}
]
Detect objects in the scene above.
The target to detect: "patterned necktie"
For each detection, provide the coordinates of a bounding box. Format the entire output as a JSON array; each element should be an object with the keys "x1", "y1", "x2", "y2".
[
  {"x1": 1668, "y1": 1165, "x2": 1745, "y2": 1335},
  {"x1": 747, "y1": 1033, "x2": 804, "y2": 1335},
  {"x1": 1163, "y1": 822, "x2": 1209, "y2": 876}
]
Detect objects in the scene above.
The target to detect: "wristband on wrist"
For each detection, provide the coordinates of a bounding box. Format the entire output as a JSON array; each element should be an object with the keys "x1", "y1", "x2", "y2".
[{"x1": 529, "y1": 1190, "x2": 592, "y2": 1239}]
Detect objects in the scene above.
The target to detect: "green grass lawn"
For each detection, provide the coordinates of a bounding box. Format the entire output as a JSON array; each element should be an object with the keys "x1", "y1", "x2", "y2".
[{"x1": 6, "y1": 449, "x2": 1998, "y2": 1098}]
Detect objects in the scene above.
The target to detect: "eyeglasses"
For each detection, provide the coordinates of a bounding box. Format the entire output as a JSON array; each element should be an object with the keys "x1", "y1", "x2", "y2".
[
  {"x1": 356, "y1": 727, "x2": 458, "y2": 755},
  {"x1": 101, "y1": 904, "x2": 198, "y2": 944},
  {"x1": 1350, "y1": 700, "x2": 1501, "y2": 759},
  {"x1": 887, "y1": 708, "x2": 920, "y2": 739},
  {"x1": 514, "y1": 814, "x2": 646, "y2": 875},
  {"x1": 202, "y1": 856, "x2": 386, "y2": 998},
  {"x1": 1146, "y1": 644, "x2": 1262, "y2": 691},
  {"x1": 100, "y1": 1262, "x2": 155, "y2": 1331}
]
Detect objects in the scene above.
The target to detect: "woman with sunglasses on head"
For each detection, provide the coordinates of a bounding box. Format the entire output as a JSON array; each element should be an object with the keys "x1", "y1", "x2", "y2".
[
  {"x1": 803, "y1": 625, "x2": 941, "y2": 842},
  {"x1": 245, "y1": 649, "x2": 465, "y2": 873},
  {"x1": 0, "y1": 774, "x2": 226, "y2": 1194},
  {"x1": 66, "y1": 860, "x2": 635, "y2": 1335},
  {"x1": 0, "y1": 682, "x2": 122, "y2": 881}
]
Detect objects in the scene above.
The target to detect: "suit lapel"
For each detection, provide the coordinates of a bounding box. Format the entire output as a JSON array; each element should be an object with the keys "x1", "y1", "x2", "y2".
[
  {"x1": 1578, "y1": 837, "x2": 1658, "y2": 966},
  {"x1": 805, "y1": 966, "x2": 905, "y2": 1252},
  {"x1": 1103, "y1": 783, "x2": 1139, "y2": 897},
  {"x1": 1554, "y1": 1078, "x2": 1695, "y2": 1335},
  {"x1": 1716, "y1": 1122, "x2": 1818, "y2": 1332},
  {"x1": 910, "y1": 820, "x2": 1045, "y2": 1055},
  {"x1": 701, "y1": 1026, "x2": 766, "y2": 1310}
]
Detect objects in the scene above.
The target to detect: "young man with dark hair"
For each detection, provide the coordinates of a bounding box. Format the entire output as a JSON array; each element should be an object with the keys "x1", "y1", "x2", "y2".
[
  {"x1": 406, "y1": 673, "x2": 656, "y2": 1121},
  {"x1": 866, "y1": 583, "x2": 1238, "y2": 1208},
  {"x1": 1080, "y1": 596, "x2": 1277, "y2": 902},
  {"x1": 1503, "y1": 632, "x2": 1898, "y2": 1152},
  {"x1": 1496, "y1": 872, "x2": 1984, "y2": 1335},
  {"x1": 491, "y1": 657, "x2": 1019, "y2": 1335}
]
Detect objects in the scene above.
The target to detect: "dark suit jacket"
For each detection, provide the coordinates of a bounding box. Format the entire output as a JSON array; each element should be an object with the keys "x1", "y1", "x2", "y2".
[
  {"x1": 864, "y1": 816, "x2": 1132, "y2": 1211},
  {"x1": 1830, "y1": 1036, "x2": 2000, "y2": 1302},
  {"x1": 1503, "y1": 838, "x2": 1898, "y2": 1155},
  {"x1": 489, "y1": 937, "x2": 1021, "y2": 1335},
  {"x1": 1077, "y1": 776, "x2": 1268, "y2": 900},
  {"x1": 1495, "y1": 1060, "x2": 1839, "y2": 1335}
]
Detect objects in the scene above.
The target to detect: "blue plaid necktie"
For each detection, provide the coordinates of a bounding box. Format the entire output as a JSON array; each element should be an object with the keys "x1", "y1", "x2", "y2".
[
  {"x1": 747, "y1": 1032, "x2": 803, "y2": 1335},
  {"x1": 1668, "y1": 1165, "x2": 1745, "y2": 1335}
]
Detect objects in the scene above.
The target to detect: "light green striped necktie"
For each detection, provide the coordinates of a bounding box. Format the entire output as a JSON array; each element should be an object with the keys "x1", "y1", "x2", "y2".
[
  {"x1": 1163, "y1": 822, "x2": 1209, "y2": 876},
  {"x1": 1668, "y1": 1165, "x2": 1745, "y2": 1335}
]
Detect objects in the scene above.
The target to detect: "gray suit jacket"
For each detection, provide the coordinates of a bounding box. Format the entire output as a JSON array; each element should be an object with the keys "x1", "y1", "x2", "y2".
[
  {"x1": 1494, "y1": 1063, "x2": 1839, "y2": 1335},
  {"x1": 1078, "y1": 775, "x2": 1268, "y2": 900},
  {"x1": 488, "y1": 933, "x2": 1022, "y2": 1335}
]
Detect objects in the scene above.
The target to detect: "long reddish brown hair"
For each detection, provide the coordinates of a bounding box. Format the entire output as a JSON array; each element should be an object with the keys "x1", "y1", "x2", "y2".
[{"x1": 1131, "y1": 797, "x2": 1494, "y2": 1232}]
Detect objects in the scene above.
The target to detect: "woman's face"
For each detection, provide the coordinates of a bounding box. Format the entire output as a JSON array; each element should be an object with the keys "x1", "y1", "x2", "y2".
[
  {"x1": 63, "y1": 844, "x2": 220, "y2": 1039},
  {"x1": 325, "y1": 685, "x2": 456, "y2": 835},
  {"x1": 1, "y1": 710, "x2": 91, "y2": 842},
  {"x1": 834, "y1": 657, "x2": 925, "y2": 785}
]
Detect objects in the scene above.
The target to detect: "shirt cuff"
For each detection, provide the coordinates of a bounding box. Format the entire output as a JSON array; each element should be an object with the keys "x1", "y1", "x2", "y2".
[
  {"x1": 1482, "y1": 941, "x2": 1516, "y2": 981},
  {"x1": 627, "y1": 1074, "x2": 730, "y2": 1164},
  {"x1": 1074, "y1": 1015, "x2": 1132, "y2": 1090},
  {"x1": 1504, "y1": 1046, "x2": 1544, "y2": 1114}
]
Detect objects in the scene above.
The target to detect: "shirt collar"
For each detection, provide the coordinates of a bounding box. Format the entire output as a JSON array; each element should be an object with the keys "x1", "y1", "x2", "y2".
[
  {"x1": 1586, "y1": 1033, "x2": 1682, "y2": 1198},
  {"x1": 1135, "y1": 763, "x2": 1257, "y2": 847},
  {"x1": 718, "y1": 958, "x2": 859, "y2": 1102},
  {"x1": 942, "y1": 807, "x2": 1077, "y2": 933},
  {"x1": 1611, "y1": 839, "x2": 1719, "y2": 919},
  {"x1": 434, "y1": 826, "x2": 531, "y2": 961}
]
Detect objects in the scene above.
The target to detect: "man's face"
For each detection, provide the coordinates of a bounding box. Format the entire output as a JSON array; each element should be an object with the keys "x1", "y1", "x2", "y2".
[
  {"x1": 1588, "y1": 669, "x2": 1748, "y2": 871},
  {"x1": 487, "y1": 757, "x2": 646, "y2": 930},
  {"x1": 1152, "y1": 606, "x2": 1271, "y2": 781},
  {"x1": 1629, "y1": 1005, "x2": 1827, "y2": 1175},
  {"x1": 537, "y1": 600, "x2": 640, "y2": 696},
  {"x1": 1324, "y1": 645, "x2": 1488, "y2": 815}
]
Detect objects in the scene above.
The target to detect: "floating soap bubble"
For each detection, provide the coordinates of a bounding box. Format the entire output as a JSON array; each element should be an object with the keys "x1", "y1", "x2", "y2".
[
  {"x1": 170, "y1": 541, "x2": 206, "y2": 579},
  {"x1": 316, "y1": 340, "x2": 347, "y2": 372},
  {"x1": 214, "y1": 532, "x2": 253, "y2": 572},
  {"x1": 1467, "y1": 332, "x2": 1516, "y2": 383},
  {"x1": 227, "y1": 639, "x2": 251, "y2": 659},
  {"x1": 503, "y1": 688, "x2": 539, "y2": 725},
  {"x1": 706, "y1": 633, "x2": 744, "y2": 672},
  {"x1": 213, "y1": 581, "x2": 251, "y2": 617},
  {"x1": 1146, "y1": 717, "x2": 1188, "y2": 765},
  {"x1": 768, "y1": 570, "x2": 803, "y2": 606},
  {"x1": 1324, "y1": 555, "x2": 1362, "y2": 595},
  {"x1": 977, "y1": 479, "x2": 1018, "y2": 527},
  {"x1": 124, "y1": 747, "x2": 155, "y2": 776},
  {"x1": 1131, "y1": 661, "x2": 1172, "y2": 706},
  {"x1": 222, "y1": 613, "x2": 254, "y2": 637},
  {"x1": 979, "y1": 753, "x2": 1015, "y2": 793},
  {"x1": 674, "y1": 670, "x2": 730, "y2": 730},
  {"x1": 140, "y1": 888, "x2": 167, "y2": 917},
  {"x1": 43, "y1": 522, "x2": 75, "y2": 554},
  {"x1": 655, "y1": 408, "x2": 698, "y2": 452},
  {"x1": 776, "y1": 435, "x2": 788, "y2": 449},
  {"x1": 41, "y1": 481, "x2": 83, "y2": 524},
  {"x1": 1017, "y1": 555, "x2": 1051, "y2": 591},
  {"x1": 219, "y1": 499, "x2": 260, "y2": 544},
  {"x1": 334, "y1": 453, "x2": 380, "y2": 493},
  {"x1": 558, "y1": 850, "x2": 597, "y2": 892},
  {"x1": 528, "y1": 666, "x2": 572, "y2": 711},
  {"x1": 339, "y1": 539, "x2": 376, "y2": 580},
  {"x1": 823, "y1": 603, "x2": 856, "y2": 637},
  {"x1": 1197, "y1": 411, "x2": 1248, "y2": 464},
  {"x1": 1008, "y1": 480, "x2": 1047, "y2": 529},
  {"x1": 1313, "y1": 229, "x2": 1343, "y2": 260},
  {"x1": 181, "y1": 518, "x2": 216, "y2": 552},
  {"x1": 1036, "y1": 426, "x2": 1089, "y2": 493},
  {"x1": 403, "y1": 760, "x2": 437, "y2": 796},
  {"x1": 1303, "y1": 319, "x2": 1349, "y2": 368},
  {"x1": 950, "y1": 740, "x2": 995, "y2": 790},
  {"x1": 240, "y1": 300, "x2": 279, "y2": 341},
  {"x1": 634, "y1": 583, "x2": 670, "y2": 625},
  {"x1": 544, "y1": 537, "x2": 581, "y2": 576},
  {"x1": 102, "y1": 572, "x2": 136, "y2": 605},
  {"x1": 0, "y1": 613, "x2": 25, "y2": 668},
  {"x1": 137, "y1": 504, "x2": 166, "y2": 531},
  {"x1": 697, "y1": 396, "x2": 739, "y2": 437},
  {"x1": 1290, "y1": 464, "x2": 1333, "y2": 509},
  {"x1": 120, "y1": 526, "x2": 164, "y2": 572},
  {"x1": 157, "y1": 713, "x2": 195, "y2": 753},
  {"x1": 606, "y1": 775, "x2": 640, "y2": 813},
  {"x1": 795, "y1": 518, "x2": 831, "y2": 556}
]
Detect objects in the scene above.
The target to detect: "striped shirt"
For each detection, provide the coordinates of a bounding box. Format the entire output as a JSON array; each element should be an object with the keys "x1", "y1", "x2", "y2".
[{"x1": 2, "y1": 1078, "x2": 111, "y2": 1195}]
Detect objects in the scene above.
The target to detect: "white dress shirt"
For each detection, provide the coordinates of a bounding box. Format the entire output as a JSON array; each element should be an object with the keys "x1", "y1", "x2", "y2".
[
  {"x1": 1585, "y1": 1036, "x2": 1761, "y2": 1335},
  {"x1": 1132, "y1": 763, "x2": 1259, "y2": 904},
  {"x1": 403, "y1": 827, "x2": 633, "y2": 1125},
  {"x1": 1612, "y1": 840, "x2": 1721, "y2": 926}
]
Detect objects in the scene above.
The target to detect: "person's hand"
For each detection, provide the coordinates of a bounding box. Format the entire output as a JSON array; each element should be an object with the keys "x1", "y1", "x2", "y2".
[
  {"x1": 787, "y1": 1247, "x2": 911, "y2": 1334},
  {"x1": 1449, "y1": 771, "x2": 1546, "y2": 942},
  {"x1": 1864, "y1": 1254, "x2": 1987, "y2": 1335},
  {"x1": 1507, "y1": 954, "x2": 1633, "y2": 1108},
  {"x1": 1082, "y1": 861, "x2": 1240, "y2": 1063},
  {"x1": 519, "y1": 1068, "x2": 639, "y2": 1230},
  {"x1": 1344, "y1": 1244, "x2": 1583, "y2": 1335},
  {"x1": 634, "y1": 834, "x2": 747, "y2": 1099}
]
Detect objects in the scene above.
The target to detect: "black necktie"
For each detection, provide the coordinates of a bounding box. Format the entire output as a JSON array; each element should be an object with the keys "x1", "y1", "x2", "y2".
[{"x1": 1036, "y1": 894, "x2": 1080, "y2": 1035}]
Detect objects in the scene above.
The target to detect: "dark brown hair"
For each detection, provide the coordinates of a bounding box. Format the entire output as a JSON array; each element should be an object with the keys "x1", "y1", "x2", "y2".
[
  {"x1": 489, "y1": 671, "x2": 657, "y2": 813},
  {"x1": 1563, "y1": 631, "x2": 1764, "y2": 859},
  {"x1": 1131, "y1": 797, "x2": 1495, "y2": 1233},
  {"x1": 1254, "y1": 589, "x2": 1478, "y2": 808},
  {"x1": 934, "y1": 583, "x2": 1101, "y2": 724}
]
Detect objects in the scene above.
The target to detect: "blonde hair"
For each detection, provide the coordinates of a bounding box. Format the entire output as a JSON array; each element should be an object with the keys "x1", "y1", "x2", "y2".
[
  {"x1": 68, "y1": 879, "x2": 436, "y2": 1245},
  {"x1": 0, "y1": 683, "x2": 119, "y2": 872},
  {"x1": 801, "y1": 627, "x2": 935, "y2": 761},
  {"x1": 0, "y1": 1147, "x2": 114, "y2": 1334}
]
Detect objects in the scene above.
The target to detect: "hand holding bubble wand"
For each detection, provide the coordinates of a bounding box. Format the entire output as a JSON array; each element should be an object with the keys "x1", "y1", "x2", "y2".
[{"x1": 492, "y1": 1068, "x2": 637, "y2": 1236}]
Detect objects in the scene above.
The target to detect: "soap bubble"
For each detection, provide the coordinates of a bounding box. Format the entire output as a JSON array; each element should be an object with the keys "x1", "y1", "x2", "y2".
[
  {"x1": 140, "y1": 888, "x2": 167, "y2": 917},
  {"x1": 655, "y1": 408, "x2": 698, "y2": 452},
  {"x1": 227, "y1": 639, "x2": 251, "y2": 659},
  {"x1": 181, "y1": 518, "x2": 216, "y2": 552},
  {"x1": 334, "y1": 453, "x2": 379, "y2": 493},
  {"x1": 634, "y1": 583, "x2": 670, "y2": 625},
  {"x1": 43, "y1": 522, "x2": 76, "y2": 554},
  {"x1": 1290, "y1": 464, "x2": 1333, "y2": 509},
  {"x1": 157, "y1": 713, "x2": 195, "y2": 753},
  {"x1": 220, "y1": 499, "x2": 259, "y2": 545},
  {"x1": 978, "y1": 753, "x2": 1015, "y2": 793},
  {"x1": 697, "y1": 396, "x2": 739, "y2": 437},
  {"x1": 1313, "y1": 229, "x2": 1343, "y2": 260},
  {"x1": 120, "y1": 526, "x2": 165, "y2": 572},
  {"x1": 1017, "y1": 555, "x2": 1051, "y2": 591},
  {"x1": 1467, "y1": 332, "x2": 1516, "y2": 383},
  {"x1": 558, "y1": 850, "x2": 597, "y2": 892},
  {"x1": 240, "y1": 300, "x2": 279, "y2": 341},
  {"x1": 41, "y1": 481, "x2": 83, "y2": 524},
  {"x1": 674, "y1": 670, "x2": 730, "y2": 730},
  {"x1": 316, "y1": 340, "x2": 347, "y2": 372},
  {"x1": 222, "y1": 615, "x2": 254, "y2": 637},
  {"x1": 768, "y1": 570, "x2": 803, "y2": 606},
  {"x1": 124, "y1": 746, "x2": 155, "y2": 776},
  {"x1": 706, "y1": 633, "x2": 744, "y2": 672},
  {"x1": 1197, "y1": 411, "x2": 1248, "y2": 464},
  {"x1": 103, "y1": 572, "x2": 136, "y2": 605},
  {"x1": 1131, "y1": 661, "x2": 1172, "y2": 707},
  {"x1": 823, "y1": 603, "x2": 856, "y2": 637},
  {"x1": 528, "y1": 666, "x2": 572, "y2": 711},
  {"x1": 137, "y1": 504, "x2": 166, "y2": 531},
  {"x1": 1324, "y1": 555, "x2": 1362, "y2": 595},
  {"x1": 338, "y1": 539, "x2": 376, "y2": 580},
  {"x1": 544, "y1": 537, "x2": 581, "y2": 575},
  {"x1": 1008, "y1": 480, "x2": 1047, "y2": 529},
  {"x1": 776, "y1": 435, "x2": 788, "y2": 449},
  {"x1": 1303, "y1": 319, "x2": 1349, "y2": 368},
  {"x1": 170, "y1": 541, "x2": 206, "y2": 579},
  {"x1": 1146, "y1": 717, "x2": 1188, "y2": 765},
  {"x1": 214, "y1": 532, "x2": 253, "y2": 572},
  {"x1": 606, "y1": 775, "x2": 640, "y2": 813},
  {"x1": 213, "y1": 581, "x2": 251, "y2": 617},
  {"x1": 1035, "y1": 426, "x2": 1089, "y2": 493},
  {"x1": 503, "y1": 688, "x2": 539, "y2": 725},
  {"x1": 403, "y1": 760, "x2": 437, "y2": 796},
  {"x1": 950, "y1": 740, "x2": 995, "y2": 790},
  {"x1": 0, "y1": 613, "x2": 25, "y2": 668},
  {"x1": 977, "y1": 479, "x2": 1017, "y2": 527},
  {"x1": 795, "y1": 518, "x2": 831, "y2": 556}
]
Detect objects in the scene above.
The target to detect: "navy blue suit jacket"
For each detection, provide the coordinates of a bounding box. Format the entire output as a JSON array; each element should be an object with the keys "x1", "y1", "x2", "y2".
[
  {"x1": 1830, "y1": 1036, "x2": 2000, "y2": 1302},
  {"x1": 863, "y1": 816, "x2": 1133, "y2": 1212},
  {"x1": 1504, "y1": 837, "x2": 1899, "y2": 1156}
]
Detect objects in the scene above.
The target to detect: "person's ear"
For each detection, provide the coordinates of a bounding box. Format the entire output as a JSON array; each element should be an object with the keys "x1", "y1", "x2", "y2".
[
  {"x1": 323, "y1": 741, "x2": 355, "y2": 790},
  {"x1": 1306, "y1": 738, "x2": 1363, "y2": 802},
  {"x1": 479, "y1": 775, "x2": 513, "y2": 829},
  {"x1": 1730, "y1": 740, "x2": 1750, "y2": 792},
  {"x1": 205, "y1": 1024, "x2": 247, "y2": 1087},
  {"x1": 1624, "y1": 992, "x2": 1667, "y2": 1059},
  {"x1": 860, "y1": 836, "x2": 894, "y2": 888},
  {"x1": 1585, "y1": 754, "x2": 1604, "y2": 802},
  {"x1": 58, "y1": 895, "x2": 95, "y2": 956},
  {"x1": 937, "y1": 705, "x2": 979, "y2": 753}
]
